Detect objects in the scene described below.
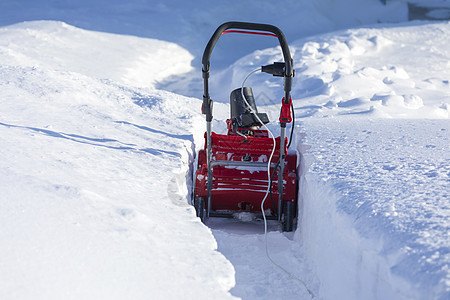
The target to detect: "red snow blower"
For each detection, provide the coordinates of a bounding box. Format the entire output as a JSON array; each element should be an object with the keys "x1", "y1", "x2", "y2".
[{"x1": 193, "y1": 22, "x2": 297, "y2": 231}]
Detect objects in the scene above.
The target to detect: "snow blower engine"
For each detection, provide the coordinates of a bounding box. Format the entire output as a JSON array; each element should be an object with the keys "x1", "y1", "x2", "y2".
[{"x1": 193, "y1": 22, "x2": 297, "y2": 231}]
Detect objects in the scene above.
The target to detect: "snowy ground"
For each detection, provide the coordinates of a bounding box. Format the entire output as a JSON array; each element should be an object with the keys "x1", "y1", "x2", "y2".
[
  {"x1": 0, "y1": 23, "x2": 235, "y2": 299},
  {"x1": 0, "y1": 1, "x2": 449, "y2": 300}
]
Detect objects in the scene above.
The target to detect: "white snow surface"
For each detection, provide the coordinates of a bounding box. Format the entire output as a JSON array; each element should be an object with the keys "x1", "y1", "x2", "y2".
[
  {"x1": 0, "y1": 1, "x2": 449, "y2": 300},
  {"x1": 298, "y1": 119, "x2": 449, "y2": 300},
  {"x1": 0, "y1": 21, "x2": 193, "y2": 88}
]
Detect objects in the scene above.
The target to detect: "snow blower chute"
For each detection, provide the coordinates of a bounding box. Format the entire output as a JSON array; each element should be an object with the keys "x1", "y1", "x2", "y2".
[{"x1": 193, "y1": 22, "x2": 297, "y2": 231}]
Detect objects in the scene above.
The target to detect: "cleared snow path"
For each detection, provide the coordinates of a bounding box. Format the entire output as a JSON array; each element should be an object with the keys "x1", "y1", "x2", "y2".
[
  {"x1": 189, "y1": 106, "x2": 319, "y2": 299},
  {"x1": 208, "y1": 220, "x2": 318, "y2": 299}
]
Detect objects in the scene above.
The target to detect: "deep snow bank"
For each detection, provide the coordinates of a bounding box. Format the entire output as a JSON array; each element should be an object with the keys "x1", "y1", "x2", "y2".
[
  {"x1": 0, "y1": 21, "x2": 235, "y2": 299},
  {"x1": 291, "y1": 22, "x2": 450, "y2": 299},
  {"x1": 297, "y1": 119, "x2": 449, "y2": 300}
]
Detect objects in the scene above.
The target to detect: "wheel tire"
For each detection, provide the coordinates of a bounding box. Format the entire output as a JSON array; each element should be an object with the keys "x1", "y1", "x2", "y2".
[
  {"x1": 282, "y1": 201, "x2": 294, "y2": 232},
  {"x1": 194, "y1": 197, "x2": 205, "y2": 222}
]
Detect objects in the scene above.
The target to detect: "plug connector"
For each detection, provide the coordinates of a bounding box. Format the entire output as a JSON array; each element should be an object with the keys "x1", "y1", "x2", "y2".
[{"x1": 261, "y1": 62, "x2": 285, "y2": 77}]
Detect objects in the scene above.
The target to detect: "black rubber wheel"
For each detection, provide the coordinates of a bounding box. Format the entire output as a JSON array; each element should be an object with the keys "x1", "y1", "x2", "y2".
[
  {"x1": 194, "y1": 197, "x2": 205, "y2": 222},
  {"x1": 282, "y1": 201, "x2": 294, "y2": 232}
]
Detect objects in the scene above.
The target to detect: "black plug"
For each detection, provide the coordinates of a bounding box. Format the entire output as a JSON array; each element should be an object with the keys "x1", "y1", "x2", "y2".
[{"x1": 261, "y1": 62, "x2": 285, "y2": 77}]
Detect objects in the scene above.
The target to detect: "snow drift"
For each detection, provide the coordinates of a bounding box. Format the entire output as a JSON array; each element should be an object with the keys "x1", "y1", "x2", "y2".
[
  {"x1": 0, "y1": 21, "x2": 193, "y2": 88},
  {"x1": 292, "y1": 22, "x2": 450, "y2": 300},
  {"x1": 0, "y1": 21, "x2": 235, "y2": 300}
]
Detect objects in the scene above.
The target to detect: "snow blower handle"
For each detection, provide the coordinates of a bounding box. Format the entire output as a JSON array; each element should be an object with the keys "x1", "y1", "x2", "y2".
[{"x1": 202, "y1": 21, "x2": 294, "y2": 121}]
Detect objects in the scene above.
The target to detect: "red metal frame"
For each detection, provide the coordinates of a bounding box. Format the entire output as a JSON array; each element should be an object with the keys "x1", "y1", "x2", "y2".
[
  {"x1": 222, "y1": 30, "x2": 278, "y2": 38},
  {"x1": 194, "y1": 130, "x2": 297, "y2": 215}
]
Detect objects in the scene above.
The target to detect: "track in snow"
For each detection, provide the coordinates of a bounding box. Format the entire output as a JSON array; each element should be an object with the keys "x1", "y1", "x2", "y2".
[{"x1": 199, "y1": 209, "x2": 318, "y2": 299}]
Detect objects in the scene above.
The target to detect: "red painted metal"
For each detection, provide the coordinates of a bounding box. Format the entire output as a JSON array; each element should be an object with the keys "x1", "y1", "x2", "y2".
[
  {"x1": 222, "y1": 30, "x2": 278, "y2": 38},
  {"x1": 194, "y1": 130, "x2": 297, "y2": 215},
  {"x1": 279, "y1": 97, "x2": 293, "y2": 123}
]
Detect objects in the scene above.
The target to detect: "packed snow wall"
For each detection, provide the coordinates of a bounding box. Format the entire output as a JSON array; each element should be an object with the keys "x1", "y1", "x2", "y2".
[{"x1": 296, "y1": 119, "x2": 449, "y2": 300}]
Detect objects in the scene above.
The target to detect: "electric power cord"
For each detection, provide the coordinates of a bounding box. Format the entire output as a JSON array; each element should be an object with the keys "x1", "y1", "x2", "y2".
[{"x1": 240, "y1": 68, "x2": 314, "y2": 298}]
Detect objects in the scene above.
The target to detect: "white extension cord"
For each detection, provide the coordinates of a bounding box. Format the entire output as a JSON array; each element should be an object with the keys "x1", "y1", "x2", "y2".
[{"x1": 240, "y1": 69, "x2": 315, "y2": 298}]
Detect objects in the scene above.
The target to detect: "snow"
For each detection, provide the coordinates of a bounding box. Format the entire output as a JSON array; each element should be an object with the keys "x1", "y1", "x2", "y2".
[
  {"x1": 298, "y1": 119, "x2": 449, "y2": 300},
  {"x1": 0, "y1": 1, "x2": 449, "y2": 300},
  {"x1": 0, "y1": 21, "x2": 193, "y2": 88},
  {"x1": 0, "y1": 22, "x2": 234, "y2": 300},
  {"x1": 213, "y1": 21, "x2": 450, "y2": 118}
]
